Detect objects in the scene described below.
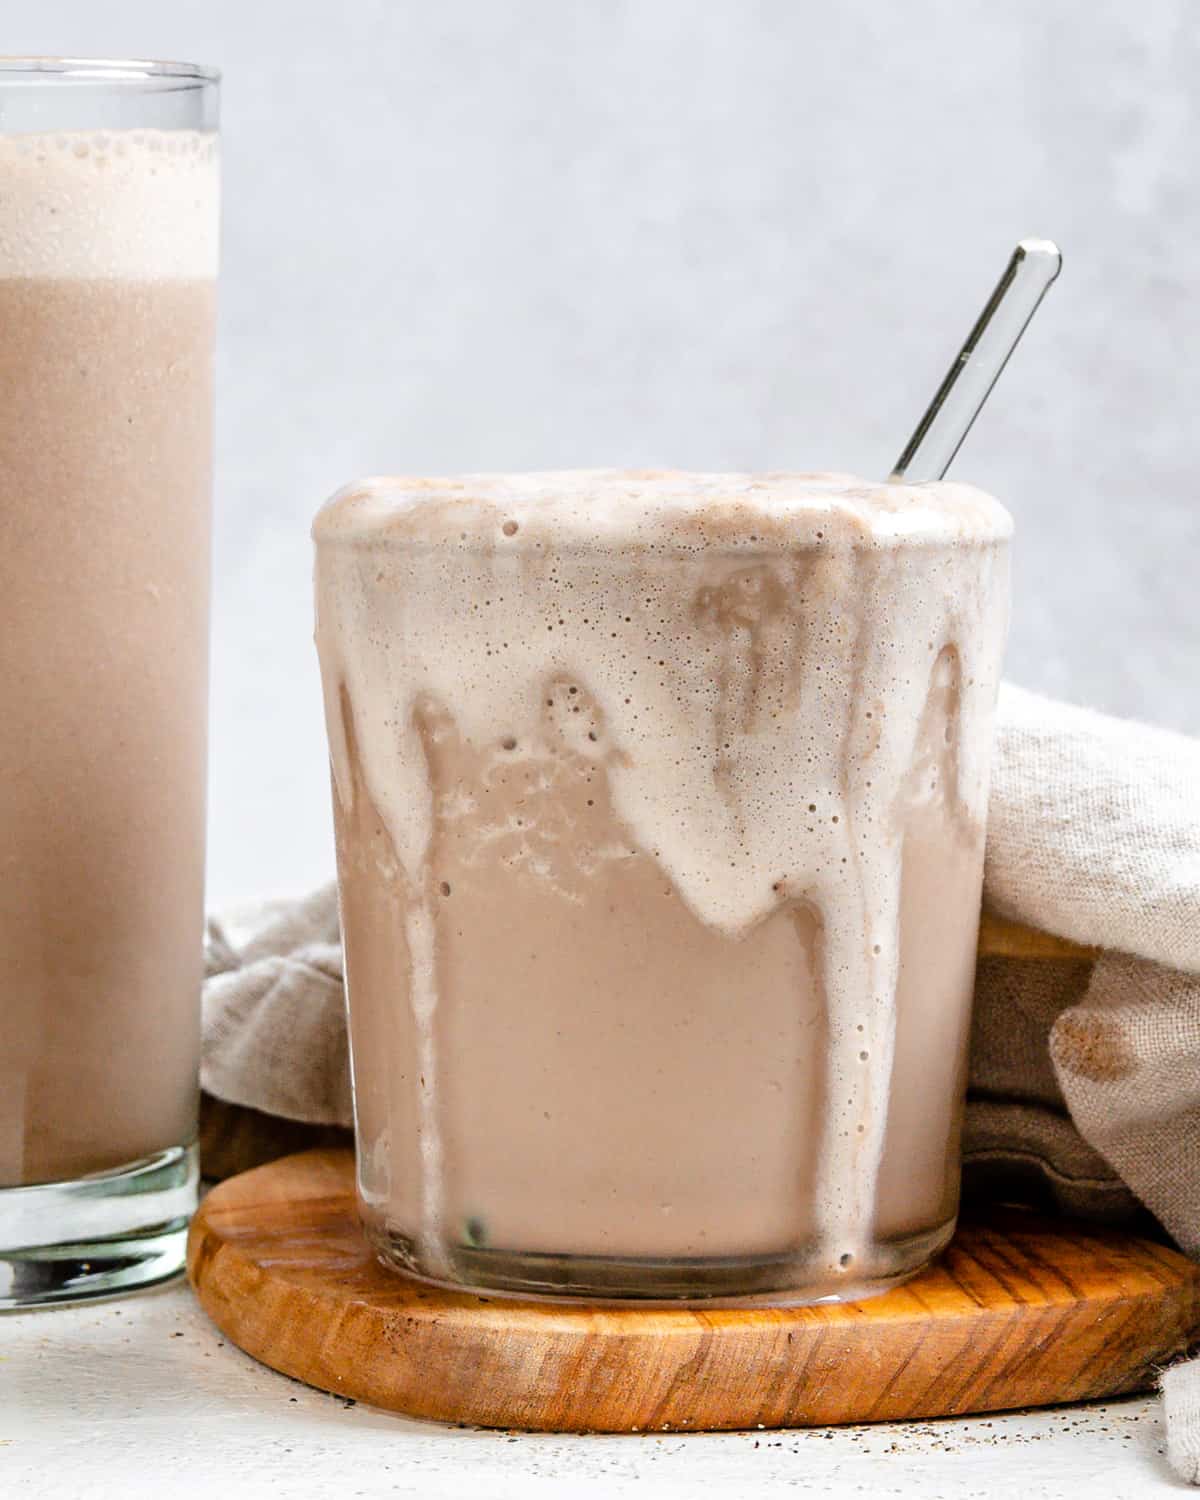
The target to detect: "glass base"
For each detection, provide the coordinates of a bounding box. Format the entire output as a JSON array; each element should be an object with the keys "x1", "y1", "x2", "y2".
[
  {"x1": 367, "y1": 1213, "x2": 957, "y2": 1307},
  {"x1": 0, "y1": 1143, "x2": 198, "y2": 1309}
]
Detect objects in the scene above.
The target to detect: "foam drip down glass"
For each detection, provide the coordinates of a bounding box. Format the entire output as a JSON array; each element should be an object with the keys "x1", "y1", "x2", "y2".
[
  {"x1": 314, "y1": 471, "x2": 1011, "y2": 1303},
  {"x1": 0, "y1": 60, "x2": 218, "y2": 1306}
]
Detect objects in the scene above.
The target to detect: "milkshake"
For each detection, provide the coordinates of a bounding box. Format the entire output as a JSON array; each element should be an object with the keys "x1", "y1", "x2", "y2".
[
  {"x1": 0, "y1": 65, "x2": 218, "y2": 1305},
  {"x1": 314, "y1": 470, "x2": 1010, "y2": 1301}
]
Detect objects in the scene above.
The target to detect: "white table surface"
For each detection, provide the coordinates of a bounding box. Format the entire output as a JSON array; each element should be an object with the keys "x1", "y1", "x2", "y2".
[{"x1": 1, "y1": 1275, "x2": 1184, "y2": 1500}]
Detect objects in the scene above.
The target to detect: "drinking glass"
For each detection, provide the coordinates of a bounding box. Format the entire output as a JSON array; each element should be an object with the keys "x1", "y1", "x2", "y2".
[
  {"x1": 314, "y1": 471, "x2": 1011, "y2": 1304},
  {"x1": 0, "y1": 58, "x2": 219, "y2": 1306}
]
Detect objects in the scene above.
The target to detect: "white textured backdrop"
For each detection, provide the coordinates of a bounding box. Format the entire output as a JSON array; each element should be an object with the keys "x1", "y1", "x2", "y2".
[{"x1": 13, "y1": 1, "x2": 1200, "y2": 904}]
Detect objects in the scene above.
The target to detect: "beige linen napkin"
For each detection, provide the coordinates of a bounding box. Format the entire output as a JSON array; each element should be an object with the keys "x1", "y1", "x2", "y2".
[{"x1": 202, "y1": 683, "x2": 1200, "y2": 1479}]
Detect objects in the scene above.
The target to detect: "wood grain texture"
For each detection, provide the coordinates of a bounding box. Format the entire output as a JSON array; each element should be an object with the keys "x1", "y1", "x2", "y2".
[
  {"x1": 188, "y1": 1149, "x2": 1199, "y2": 1433},
  {"x1": 976, "y1": 912, "x2": 1097, "y2": 962}
]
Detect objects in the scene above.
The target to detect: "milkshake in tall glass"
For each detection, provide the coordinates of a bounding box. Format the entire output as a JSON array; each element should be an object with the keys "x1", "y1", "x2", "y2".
[{"x1": 0, "y1": 60, "x2": 218, "y2": 1305}]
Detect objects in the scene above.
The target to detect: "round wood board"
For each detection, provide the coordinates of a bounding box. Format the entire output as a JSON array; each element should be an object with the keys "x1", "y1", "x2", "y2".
[{"x1": 187, "y1": 1148, "x2": 1199, "y2": 1433}]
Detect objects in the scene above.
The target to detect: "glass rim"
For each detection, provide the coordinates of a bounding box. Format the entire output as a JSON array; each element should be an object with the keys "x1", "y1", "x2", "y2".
[{"x1": 0, "y1": 56, "x2": 219, "y2": 85}]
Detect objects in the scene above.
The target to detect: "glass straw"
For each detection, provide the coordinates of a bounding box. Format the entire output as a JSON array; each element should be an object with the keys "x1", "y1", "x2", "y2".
[{"x1": 892, "y1": 238, "x2": 1062, "y2": 483}]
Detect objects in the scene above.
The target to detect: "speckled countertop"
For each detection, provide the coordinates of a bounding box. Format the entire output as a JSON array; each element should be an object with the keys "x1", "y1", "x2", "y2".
[{"x1": 1, "y1": 1278, "x2": 1183, "y2": 1499}]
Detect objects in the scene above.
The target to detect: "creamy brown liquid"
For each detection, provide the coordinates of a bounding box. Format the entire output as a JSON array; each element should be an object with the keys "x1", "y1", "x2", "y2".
[
  {"x1": 315, "y1": 472, "x2": 1010, "y2": 1296},
  {"x1": 0, "y1": 131, "x2": 216, "y2": 1185}
]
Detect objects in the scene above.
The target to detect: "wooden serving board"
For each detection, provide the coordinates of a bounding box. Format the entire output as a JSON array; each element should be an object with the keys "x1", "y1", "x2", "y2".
[{"x1": 188, "y1": 1148, "x2": 1199, "y2": 1433}]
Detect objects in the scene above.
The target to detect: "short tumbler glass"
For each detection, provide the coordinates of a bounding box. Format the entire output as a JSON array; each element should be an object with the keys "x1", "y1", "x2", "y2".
[{"x1": 314, "y1": 471, "x2": 1011, "y2": 1304}]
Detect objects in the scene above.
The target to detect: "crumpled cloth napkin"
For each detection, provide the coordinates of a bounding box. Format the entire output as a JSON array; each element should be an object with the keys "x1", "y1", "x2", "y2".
[{"x1": 202, "y1": 682, "x2": 1200, "y2": 1480}]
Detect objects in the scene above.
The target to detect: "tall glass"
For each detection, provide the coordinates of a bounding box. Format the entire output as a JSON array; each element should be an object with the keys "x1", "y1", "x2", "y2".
[{"x1": 0, "y1": 59, "x2": 219, "y2": 1305}]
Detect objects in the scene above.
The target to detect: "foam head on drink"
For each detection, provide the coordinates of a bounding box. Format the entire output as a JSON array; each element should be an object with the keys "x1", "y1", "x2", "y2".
[
  {"x1": 315, "y1": 471, "x2": 1010, "y2": 1300},
  {"x1": 0, "y1": 131, "x2": 217, "y2": 1185}
]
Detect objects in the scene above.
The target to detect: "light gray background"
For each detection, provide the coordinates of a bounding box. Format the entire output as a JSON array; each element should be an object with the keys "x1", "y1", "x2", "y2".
[{"x1": 16, "y1": 1, "x2": 1200, "y2": 906}]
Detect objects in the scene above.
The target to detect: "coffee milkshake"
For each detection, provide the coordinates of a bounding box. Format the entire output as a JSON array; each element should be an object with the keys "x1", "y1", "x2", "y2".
[
  {"x1": 0, "y1": 130, "x2": 217, "y2": 1186},
  {"x1": 314, "y1": 471, "x2": 1010, "y2": 1300}
]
